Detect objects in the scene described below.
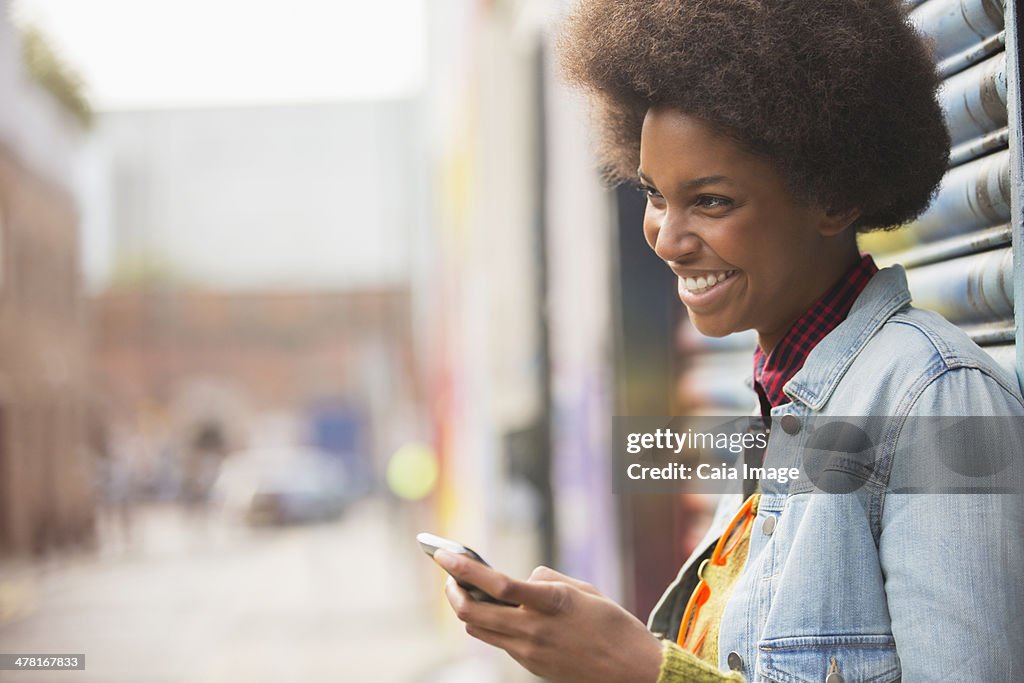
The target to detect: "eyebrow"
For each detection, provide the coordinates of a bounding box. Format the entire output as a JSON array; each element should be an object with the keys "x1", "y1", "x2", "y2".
[{"x1": 637, "y1": 170, "x2": 732, "y2": 192}]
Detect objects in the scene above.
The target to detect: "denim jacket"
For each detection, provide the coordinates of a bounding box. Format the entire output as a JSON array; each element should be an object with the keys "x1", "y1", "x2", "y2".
[{"x1": 648, "y1": 265, "x2": 1024, "y2": 682}]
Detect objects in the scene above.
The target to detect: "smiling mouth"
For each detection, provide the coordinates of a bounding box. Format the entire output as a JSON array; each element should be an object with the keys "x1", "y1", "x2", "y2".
[{"x1": 679, "y1": 270, "x2": 738, "y2": 295}]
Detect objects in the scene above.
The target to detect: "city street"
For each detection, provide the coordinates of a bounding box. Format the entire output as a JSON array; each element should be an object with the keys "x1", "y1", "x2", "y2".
[{"x1": 0, "y1": 497, "x2": 480, "y2": 683}]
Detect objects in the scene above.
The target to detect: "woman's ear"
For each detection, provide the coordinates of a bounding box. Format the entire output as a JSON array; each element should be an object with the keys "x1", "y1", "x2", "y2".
[{"x1": 818, "y1": 206, "x2": 862, "y2": 237}]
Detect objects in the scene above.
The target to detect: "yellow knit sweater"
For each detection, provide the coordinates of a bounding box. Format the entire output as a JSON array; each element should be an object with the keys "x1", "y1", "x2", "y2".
[{"x1": 656, "y1": 494, "x2": 759, "y2": 683}]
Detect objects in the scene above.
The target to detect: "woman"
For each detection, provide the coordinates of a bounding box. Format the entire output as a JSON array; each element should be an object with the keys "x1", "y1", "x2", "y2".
[{"x1": 434, "y1": 1, "x2": 1024, "y2": 680}]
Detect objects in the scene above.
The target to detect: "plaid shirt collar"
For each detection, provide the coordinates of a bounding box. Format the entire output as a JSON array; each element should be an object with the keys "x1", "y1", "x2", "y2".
[{"x1": 753, "y1": 254, "x2": 878, "y2": 415}]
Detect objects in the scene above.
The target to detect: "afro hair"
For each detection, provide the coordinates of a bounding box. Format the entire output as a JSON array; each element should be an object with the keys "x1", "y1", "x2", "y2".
[{"x1": 558, "y1": 0, "x2": 951, "y2": 230}]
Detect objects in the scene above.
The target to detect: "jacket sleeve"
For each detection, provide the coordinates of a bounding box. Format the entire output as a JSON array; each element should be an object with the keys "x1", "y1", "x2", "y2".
[
  {"x1": 879, "y1": 366, "x2": 1024, "y2": 681},
  {"x1": 657, "y1": 640, "x2": 746, "y2": 682}
]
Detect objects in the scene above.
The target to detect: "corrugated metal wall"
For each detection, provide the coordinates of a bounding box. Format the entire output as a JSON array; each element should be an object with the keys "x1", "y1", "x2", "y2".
[
  {"x1": 678, "y1": 0, "x2": 1023, "y2": 412},
  {"x1": 876, "y1": 0, "x2": 1016, "y2": 375}
]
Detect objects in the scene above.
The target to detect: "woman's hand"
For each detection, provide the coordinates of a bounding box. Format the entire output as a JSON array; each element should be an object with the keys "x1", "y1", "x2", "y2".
[{"x1": 434, "y1": 549, "x2": 664, "y2": 683}]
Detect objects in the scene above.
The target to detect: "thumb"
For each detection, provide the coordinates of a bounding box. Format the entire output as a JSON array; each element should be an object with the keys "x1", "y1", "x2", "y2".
[{"x1": 529, "y1": 566, "x2": 602, "y2": 597}]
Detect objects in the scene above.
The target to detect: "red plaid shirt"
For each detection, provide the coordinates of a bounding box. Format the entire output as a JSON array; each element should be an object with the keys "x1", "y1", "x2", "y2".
[{"x1": 753, "y1": 255, "x2": 878, "y2": 415}]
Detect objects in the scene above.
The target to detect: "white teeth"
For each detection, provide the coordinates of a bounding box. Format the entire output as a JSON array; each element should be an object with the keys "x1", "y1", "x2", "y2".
[{"x1": 681, "y1": 270, "x2": 735, "y2": 293}]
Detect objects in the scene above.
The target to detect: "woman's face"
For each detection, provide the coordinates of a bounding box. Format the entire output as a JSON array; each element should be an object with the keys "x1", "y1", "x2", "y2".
[{"x1": 639, "y1": 107, "x2": 858, "y2": 351}]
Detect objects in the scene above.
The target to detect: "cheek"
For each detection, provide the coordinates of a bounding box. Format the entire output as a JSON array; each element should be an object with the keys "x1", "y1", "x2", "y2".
[
  {"x1": 642, "y1": 207, "x2": 660, "y2": 251},
  {"x1": 717, "y1": 216, "x2": 795, "y2": 272}
]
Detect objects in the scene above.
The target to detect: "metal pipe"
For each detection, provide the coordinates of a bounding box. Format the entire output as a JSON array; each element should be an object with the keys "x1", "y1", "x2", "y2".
[
  {"x1": 941, "y1": 52, "x2": 1007, "y2": 146},
  {"x1": 911, "y1": 150, "x2": 1010, "y2": 241},
  {"x1": 962, "y1": 320, "x2": 1016, "y2": 343},
  {"x1": 949, "y1": 127, "x2": 1008, "y2": 167},
  {"x1": 1006, "y1": 0, "x2": 1024, "y2": 391},
  {"x1": 905, "y1": 247, "x2": 1014, "y2": 323},
  {"x1": 982, "y1": 342, "x2": 1017, "y2": 376},
  {"x1": 938, "y1": 30, "x2": 1005, "y2": 78},
  {"x1": 875, "y1": 223, "x2": 1011, "y2": 268},
  {"x1": 911, "y1": 0, "x2": 1004, "y2": 64}
]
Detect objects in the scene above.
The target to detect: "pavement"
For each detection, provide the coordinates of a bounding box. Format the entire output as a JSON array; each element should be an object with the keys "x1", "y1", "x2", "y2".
[{"x1": 0, "y1": 497, "x2": 520, "y2": 683}]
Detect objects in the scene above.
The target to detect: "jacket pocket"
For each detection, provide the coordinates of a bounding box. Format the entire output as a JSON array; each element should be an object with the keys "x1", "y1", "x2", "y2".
[{"x1": 757, "y1": 634, "x2": 901, "y2": 683}]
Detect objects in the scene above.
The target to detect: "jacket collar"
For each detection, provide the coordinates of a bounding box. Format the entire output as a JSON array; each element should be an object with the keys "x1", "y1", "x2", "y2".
[{"x1": 781, "y1": 265, "x2": 912, "y2": 411}]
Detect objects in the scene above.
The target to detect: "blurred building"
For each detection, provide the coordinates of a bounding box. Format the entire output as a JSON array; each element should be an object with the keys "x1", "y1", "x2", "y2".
[
  {"x1": 97, "y1": 100, "x2": 421, "y2": 291},
  {"x1": 91, "y1": 286, "x2": 416, "y2": 494},
  {"x1": 419, "y1": 0, "x2": 627, "y2": 627},
  {"x1": 89, "y1": 98, "x2": 428, "y2": 499},
  {"x1": 0, "y1": 5, "x2": 95, "y2": 558}
]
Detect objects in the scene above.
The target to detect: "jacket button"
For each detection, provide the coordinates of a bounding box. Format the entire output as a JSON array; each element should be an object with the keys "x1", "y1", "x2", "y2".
[
  {"x1": 762, "y1": 515, "x2": 777, "y2": 535},
  {"x1": 727, "y1": 651, "x2": 743, "y2": 671},
  {"x1": 780, "y1": 414, "x2": 801, "y2": 434},
  {"x1": 825, "y1": 673, "x2": 845, "y2": 683}
]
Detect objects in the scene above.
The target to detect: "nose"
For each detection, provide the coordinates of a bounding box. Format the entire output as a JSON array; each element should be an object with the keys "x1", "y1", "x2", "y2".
[{"x1": 645, "y1": 208, "x2": 702, "y2": 263}]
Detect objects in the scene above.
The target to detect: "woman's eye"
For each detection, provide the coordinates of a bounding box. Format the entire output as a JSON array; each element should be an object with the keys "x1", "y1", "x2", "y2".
[
  {"x1": 639, "y1": 184, "x2": 663, "y2": 200},
  {"x1": 696, "y1": 195, "x2": 732, "y2": 209}
]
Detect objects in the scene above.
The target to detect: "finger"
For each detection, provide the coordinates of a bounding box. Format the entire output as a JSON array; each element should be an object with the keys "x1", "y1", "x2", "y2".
[
  {"x1": 464, "y1": 622, "x2": 518, "y2": 651},
  {"x1": 528, "y1": 566, "x2": 601, "y2": 596},
  {"x1": 434, "y1": 549, "x2": 521, "y2": 605},
  {"x1": 465, "y1": 623, "x2": 540, "y2": 673},
  {"x1": 435, "y1": 550, "x2": 572, "y2": 614},
  {"x1": 443, "y1": 577, "x2": 531, "y2": 636}
]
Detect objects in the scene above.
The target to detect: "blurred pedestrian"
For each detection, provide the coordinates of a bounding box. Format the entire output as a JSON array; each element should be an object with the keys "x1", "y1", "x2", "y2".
[
  {"x1": 93, "y1": 425, "x2": 137, "y2": 554},
  {"x1": 182, "y1": 421, "x2": 227, "y2": 510}
]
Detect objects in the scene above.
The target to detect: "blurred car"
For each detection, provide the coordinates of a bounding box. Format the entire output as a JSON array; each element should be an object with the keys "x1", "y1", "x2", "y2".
[{"x1": 212, "y1": 446, "x2": 353, "y2": 525}]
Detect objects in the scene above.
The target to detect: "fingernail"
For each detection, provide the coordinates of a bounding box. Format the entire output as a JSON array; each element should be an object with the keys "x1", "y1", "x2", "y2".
[{"x1": 434, "y1": 549, "x2": 456, "y2": 570}]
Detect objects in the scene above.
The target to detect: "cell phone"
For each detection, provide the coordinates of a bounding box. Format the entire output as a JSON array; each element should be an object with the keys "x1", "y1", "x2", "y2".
[{"x1": 417, "y1": 532, "x2": 519, "y2": 606}]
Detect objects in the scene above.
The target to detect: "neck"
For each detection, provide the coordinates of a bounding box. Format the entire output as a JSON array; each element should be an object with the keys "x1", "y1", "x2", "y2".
[{"x1": 757, "y1": 239, "x2": 861, "y2": 354}]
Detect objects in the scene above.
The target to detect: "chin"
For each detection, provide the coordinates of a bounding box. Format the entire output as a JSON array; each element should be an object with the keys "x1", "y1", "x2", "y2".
[{"x1": 687, "y1": 314, "x2": 739, "y2": 339}]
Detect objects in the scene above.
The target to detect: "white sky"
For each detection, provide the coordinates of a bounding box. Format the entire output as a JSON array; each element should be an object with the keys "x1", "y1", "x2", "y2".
[{"x1": 10, "y1": 0, "x2": 428, "y2": 109}]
